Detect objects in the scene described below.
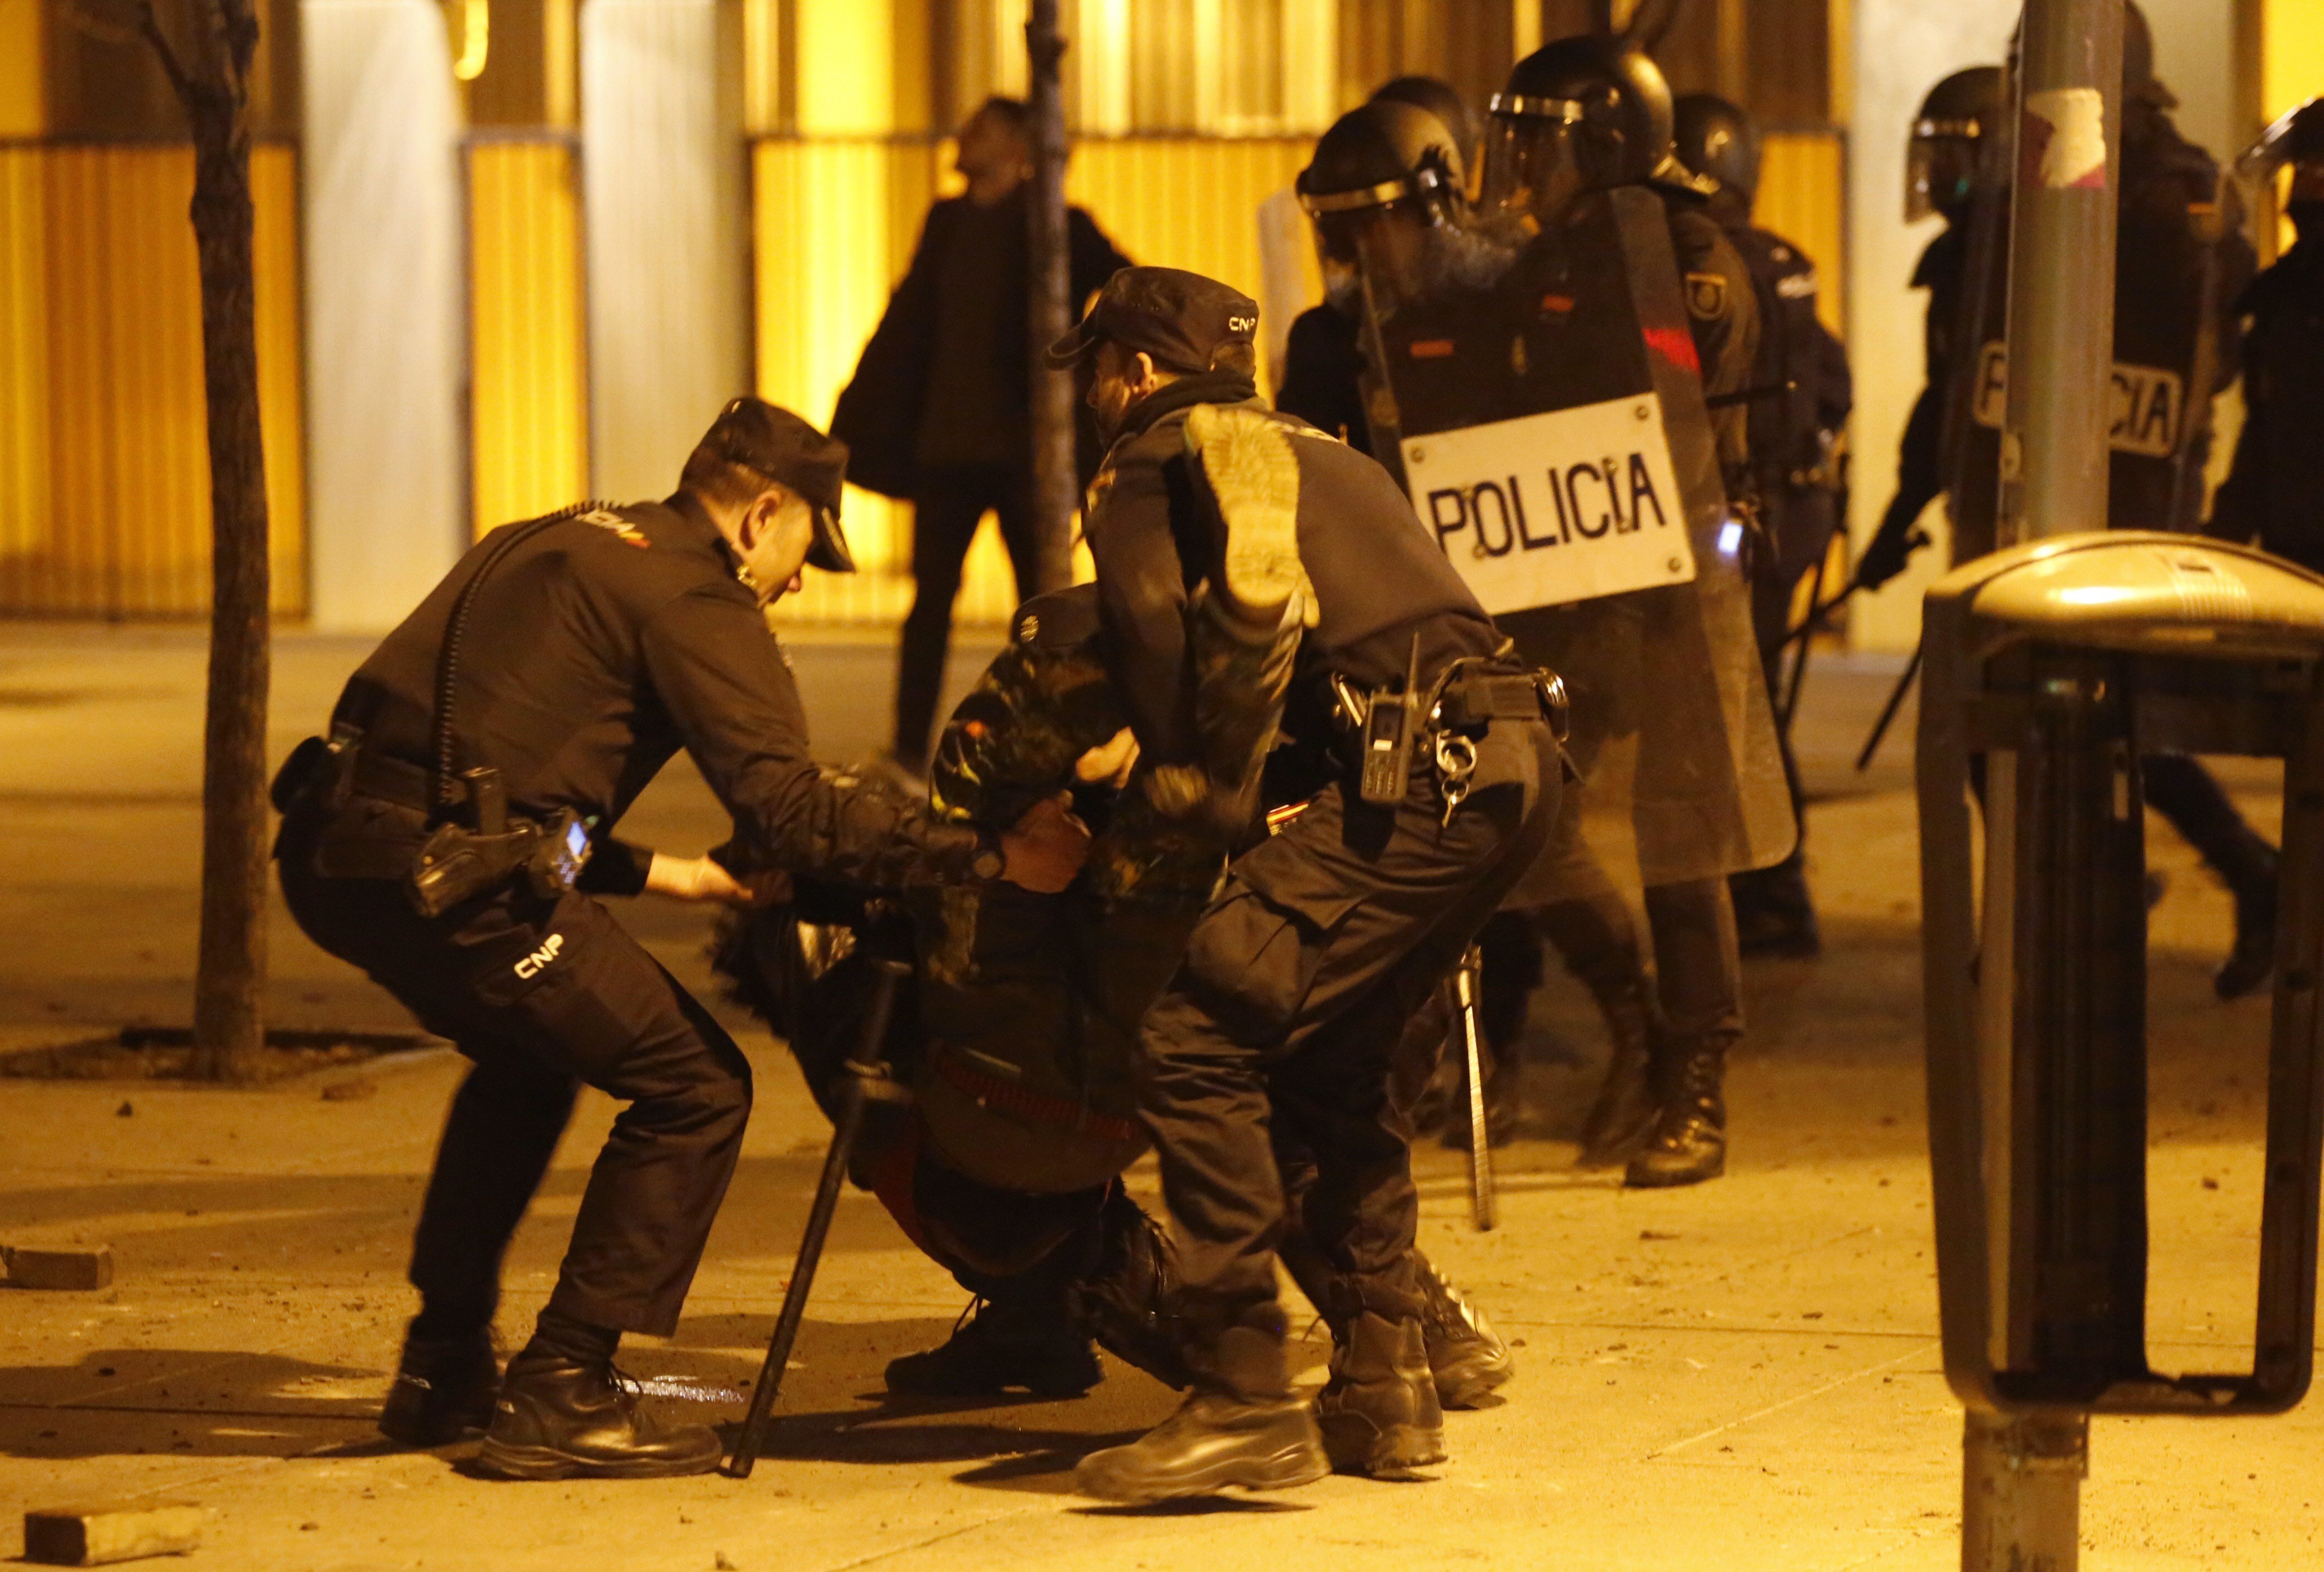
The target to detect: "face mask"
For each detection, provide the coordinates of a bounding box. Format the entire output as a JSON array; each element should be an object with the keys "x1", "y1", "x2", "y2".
[{"x1": 2287, "y1": 199, "x2": 2324, "y2": 244}]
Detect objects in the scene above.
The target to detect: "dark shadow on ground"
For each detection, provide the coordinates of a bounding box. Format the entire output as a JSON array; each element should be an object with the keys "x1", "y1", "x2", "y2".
[{"x1": 0, "y1": 1349, "x2": 382, "y2": 1460}]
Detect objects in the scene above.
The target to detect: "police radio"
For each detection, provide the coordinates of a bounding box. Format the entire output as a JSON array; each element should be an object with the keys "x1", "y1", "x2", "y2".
[{"x1": 1345, "y1": 634, "x2": 1425, "y2": 807}]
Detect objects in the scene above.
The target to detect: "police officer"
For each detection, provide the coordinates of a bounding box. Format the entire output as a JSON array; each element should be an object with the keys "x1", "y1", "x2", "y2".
[
  {"x1": 2198, "y1": 97, "x2": 2324, "y2": 997},
  {"x1": 1480, "y1": 35, "x2": 1767, "y2": 1188},
  {"x1": 714, "y1": 582, "x2": 1515, "y2": 1411},
  {"x1": 1674, "y1": 92, "x2": 1854, "y2": 958},
  {"x1": 1855, "y1": 65, "x2": 1999, "y2": 598},
  {"x1": 1281, "y1": 97, "x2": 1657, "y2": 1157},
  {"x1": 1862, "y1": 16, "x2": 2274, "y2": 1000},
  {"x1": 271, "y1": 398, "x2": 1088, "y2": 1479},
  {"x1": 1048, "y1": 268, "x2": 1562, "y2": 1501}
]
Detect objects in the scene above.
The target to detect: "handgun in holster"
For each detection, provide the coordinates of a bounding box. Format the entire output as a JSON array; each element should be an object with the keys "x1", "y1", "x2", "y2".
[{"x1": 409, "y1": 767, "x2": 589, "y2": 919}]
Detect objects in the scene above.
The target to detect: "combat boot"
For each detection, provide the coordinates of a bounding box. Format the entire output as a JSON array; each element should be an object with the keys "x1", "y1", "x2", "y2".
[
  {"x1": 1314, "y1": 1311, "x2": 1447, "y2": 1477},
  {"x1": 378, "y1": 1322, "x2": 499, "y2": 1447},
  {"x1": 887, "y1": 1293, "x2": 1103, "y2": 1399},
  {"x1": 2215, "y1": 845, "x2": 2280, "y2": 1003},
  {"x1": 1624, "y1": 1031, "x2": 1734, "y2": 1189},
  {"x1": 1413, "y1": 1251, "x2": 1513, "y2": 1409},
  {"x1": 1073, "y1": 1312, "x2": 1328, "y2": 1504},
  {"x1": 1575, "y1": 988, "x2": 1659, "y2": 1169},
  {"x1": 474, "y1": 1352, "x2": 722, "y2": 1479},
  {"x1": 1068, "y1": 1191, "x2": 1191, "y2": 1390}
]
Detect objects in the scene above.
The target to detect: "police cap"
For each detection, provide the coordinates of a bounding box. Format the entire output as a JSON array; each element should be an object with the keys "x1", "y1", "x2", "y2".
[
  {"x1": 696, "y1": 396, "x2": 855, "y2": 573},
  {"x1": 1043, "y1": 266, "x2": 1259, "y2": 376}
]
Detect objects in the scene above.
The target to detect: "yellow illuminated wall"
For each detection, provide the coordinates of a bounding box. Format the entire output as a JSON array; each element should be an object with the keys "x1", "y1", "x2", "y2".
[
  {"x1": 1756, "y1": 130, "x2": 1846, "y2": 335},
  {"x1": 468, "y1": 138, "x2": 589, "y2": 535},
  {"x1": 0, "y1": 142, "x2": 304, "y2": 617}
]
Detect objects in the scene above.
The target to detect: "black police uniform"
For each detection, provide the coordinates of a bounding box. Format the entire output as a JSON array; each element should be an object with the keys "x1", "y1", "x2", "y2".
[
  {"x1": 1086, "y1": 375, "x2": 1560, "y2": 1337},
  {"x1": 277, "y1": 494, "x2": 993, "y2": 1345},
  {"x1": 1274, "y1": 304, "x2": 1373, "y2": 454},
  {"x1": 1875, "y1": 221, "x2": 1971, "y2": 574},
  {"x1": 2208, "y1": 234, "x2": 2324, "y2": 569},
  {"x1": 1721, "y1": 221, "x2": 1851, "y2": 942}
]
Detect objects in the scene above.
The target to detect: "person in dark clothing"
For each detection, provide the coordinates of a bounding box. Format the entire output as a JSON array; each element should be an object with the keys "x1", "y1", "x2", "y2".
[
  {"x1": 1480, "y1": 35, "x2": 1770, "y2": 1190},
  {"x1": 1049, "y1": 268, "x2": 1562, "y2": 1502},
  {"x1": 830, "y1": 96, "x2": 1133, "y2": 774},
  {"x1": 1675, "y1": 93, "x2": 1854, "y2": 958},
  {"x1": 2194, "y1": 97, "x2": 2324, "y2": 999},
  {"x1": 270, "y1": 398, "x2": 1089, "y2": 1481},
  {"x1": 1866, "y1": 27, "x2": 2274, "y2": 999},
  {"x1": 2210, "y1": 99, "x2": 2324, "y2": 571},
  {"x1": 1855, "y1": 65, "x2": 2002, "y2": 593}
]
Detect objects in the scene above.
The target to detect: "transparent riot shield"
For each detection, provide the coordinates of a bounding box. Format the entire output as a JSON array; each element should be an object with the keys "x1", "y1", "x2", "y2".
[
  {"x1": 1365, "y1": 185, "x2": 1793, "y2": 890},
  {"x1": 1944, "y1": 116, "x2": 2242, "y2": 554}
]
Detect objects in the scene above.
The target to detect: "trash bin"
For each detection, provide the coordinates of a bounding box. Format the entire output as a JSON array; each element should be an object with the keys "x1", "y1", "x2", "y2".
[{"x1": 1916, "y1": 530, "x2": 2324, "y2": 1565}]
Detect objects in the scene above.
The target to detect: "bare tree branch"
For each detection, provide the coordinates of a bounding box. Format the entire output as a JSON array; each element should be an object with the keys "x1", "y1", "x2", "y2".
[{"x1": 132, "y1": 0, "x2": 198, "y2": 108}]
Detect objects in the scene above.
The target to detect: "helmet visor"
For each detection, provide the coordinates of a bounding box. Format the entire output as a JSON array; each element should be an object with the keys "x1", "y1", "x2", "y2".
[
  {"x1": 1312, "y1": 201, "x2": 1434, "y2": 317},
  {"x1": 1480, "y1": 107, "x2": 1587, "y2": 222},
  {"x1": 1906, "y1": 124, "x2": 1982, "y2": 224}
]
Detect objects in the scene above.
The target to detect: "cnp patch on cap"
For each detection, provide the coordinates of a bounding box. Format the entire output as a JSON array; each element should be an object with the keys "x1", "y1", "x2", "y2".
[{"x1": 1044, "y1": 266, "x2": 1258, "y2": 376}]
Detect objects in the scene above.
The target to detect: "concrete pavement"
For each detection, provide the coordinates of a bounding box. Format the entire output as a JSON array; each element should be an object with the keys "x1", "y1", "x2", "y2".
[{"x1": 1, "y1": 624, "x2": 2317, "y2": 1570}]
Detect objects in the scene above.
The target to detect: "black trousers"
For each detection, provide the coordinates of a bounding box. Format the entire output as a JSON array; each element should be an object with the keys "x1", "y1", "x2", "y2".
[
  {"x1": 1136, "y1": 723, "x2": 1559, "y2": 1323},
  {"x1": 2143, "y1": 753, "x2": 2276, "y2": 893},
  {"x1": 280, "y1": 850, "x2": 752, "y2": 1339},
  {"x1": 895, "y1": 465, "x2": 1040, "y2": 764}
]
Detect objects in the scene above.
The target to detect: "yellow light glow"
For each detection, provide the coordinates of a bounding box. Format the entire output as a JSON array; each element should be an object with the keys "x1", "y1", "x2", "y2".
[{"x1": 452, "y1": 0, "x2": 490, "y2": 83}]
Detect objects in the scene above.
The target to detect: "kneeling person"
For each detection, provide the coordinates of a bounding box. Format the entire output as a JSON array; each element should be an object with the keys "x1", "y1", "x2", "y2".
[{"x1": 272, "y1": 399, "x2": 1083, "y2": 1481}]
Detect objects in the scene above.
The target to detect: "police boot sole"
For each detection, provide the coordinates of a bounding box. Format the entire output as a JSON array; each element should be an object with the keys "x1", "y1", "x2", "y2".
[
  {"x1": 1185, "y1": 405, "x2": 1307, "y2": 619},
  {"x1": 1623, "y1": 1148, "x2": 1727, "y2": 1189},
  {"x1": 473, "y1": 1433, "x2": 723, "y2": 1481},
  {"x1": 1431, "y1": 1352, "x2": 1515, "y2": 1410},
  {"x1": 1074, "y1": 1439, "x2": 1330, "y2": 1505},
  {"x1": 1317, "y1": 1412, "x2": 1448, "y2": 1479}
]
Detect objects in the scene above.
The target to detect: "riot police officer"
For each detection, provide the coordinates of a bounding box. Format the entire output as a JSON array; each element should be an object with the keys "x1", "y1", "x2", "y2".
[
  {"x1": 2212, "y1": 99, "x2": 2324, "y2": 571},
  {"x1": 1855, "y1": 65, "x2": 2002, "y2": 592},
  {"x1": 1862, "y1": 13, "x2": 2274, "y2": 1000},
  {"x1": 2197, "y1": 97, "x2": 2324, "y2": 998},
  {"x1": 1478, "y1": 35, "x2": 1779, "y2": 1189},
  {"x1": 1674, "y1": 92, "x2": 1854, "y2": 958},
  {"x1": 1051, "y1": 268, "x2": 1563, "y2": 1501},
  {"x1": 271, "y1": 398, "x2": 1087, "y2": 1480}
]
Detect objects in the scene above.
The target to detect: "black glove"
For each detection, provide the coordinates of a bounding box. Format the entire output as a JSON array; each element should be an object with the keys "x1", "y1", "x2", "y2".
[{"x1": 1855, "y1": 497, "x2": 1931, "y2": 591}]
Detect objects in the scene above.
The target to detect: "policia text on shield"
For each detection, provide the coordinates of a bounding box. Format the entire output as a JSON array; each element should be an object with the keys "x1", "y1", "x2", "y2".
[{"x1": 269, "y1": 398, "x2": 1091, "y2": 1481}]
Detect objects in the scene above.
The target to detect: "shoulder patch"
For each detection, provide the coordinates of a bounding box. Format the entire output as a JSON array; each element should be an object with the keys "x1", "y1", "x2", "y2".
[
  {"x1": 577, "y1": 507, "x2": 651, "y2": 548},
  {"x1": 1684, "y1": 273, "x2": 1729, "y2": 322}
]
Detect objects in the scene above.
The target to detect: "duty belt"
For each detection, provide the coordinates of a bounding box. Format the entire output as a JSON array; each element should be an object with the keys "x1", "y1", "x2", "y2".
[{"x1": 929, "y1": 1045, "x2": 1142, "y2": 1145}]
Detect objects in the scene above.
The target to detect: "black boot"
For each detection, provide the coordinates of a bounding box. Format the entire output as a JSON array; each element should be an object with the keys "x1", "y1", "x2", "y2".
[
  {"x1": 2215, "y1": 847, "x2": 2280, "y2": 1003},
  {"x1": 1073, "y1": 1311, "x2": 1328, "y2": 1504},
  {"x1": 1624, "y1": 1031, "x2": 1734, "y2": 1189},
  {"x1": 475, "y1": 1351, "x2": 722, "y2": 1480},
  {"x1": 1067, "y1": 1192, "x2": 1190, "y2": 1390},
  {"x1": 1576, "y1": 992, "x2": 1659, "y2": 1169},
  {"x1": 1730, "y1": 855, "x2": 1821, "y2": 958},
  {"x1": 1412, "y1": 1251, "x2": 1513, "y2": 1410},
  {"x1": 1314, "y1": 1310, "x2": 1447, "y2": 1477},
  {"x1": 379, "y1": 1322, "x2": 499, "y2": 1447},
  {"x1": 887, "y1": 1292, "x2": 1102, "y2": 1398}
]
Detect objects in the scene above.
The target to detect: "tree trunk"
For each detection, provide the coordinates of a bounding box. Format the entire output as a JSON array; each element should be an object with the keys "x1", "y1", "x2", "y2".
[
  {"x1": 1024, "y1": 0, "x2": 1077, "y2": 595},
  {"x1": 182, "y1": 67, "x2": 271, "y2": 1083}
]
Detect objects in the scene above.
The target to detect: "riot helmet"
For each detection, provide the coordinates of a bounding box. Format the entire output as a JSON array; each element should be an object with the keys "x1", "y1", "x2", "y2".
[
  {"x1": 1905, "y1": 65, "x2": 2003, "y2": 224},
  {"x1": 1370, "y1": 76, "x2": 1483, "y2": 184},
  {"x1": 1297, "y1": 100, "x2": 1469, "y2": 314},
  {"x1": 1672, "y1": 93, "x2": 1761, "y2": 219},
  {"x1": 1480, "y1": 35, "x2": 1705, "y2": 223},
  {"x1": 2237, "y1": 97, "x2": 2324, "y2": 239}
]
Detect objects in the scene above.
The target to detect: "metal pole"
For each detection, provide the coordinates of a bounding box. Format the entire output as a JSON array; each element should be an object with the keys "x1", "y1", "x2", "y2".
[
  {"x1": 1024, "y1": 0, "x2": 1077, "y2": 594},
  {"x1": 1961, "y1": 1411, "x2": 2089, "y2": 1571},
  {"x1": 1994, "y1": 0, "x2": 2125, "y2": 547}
]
